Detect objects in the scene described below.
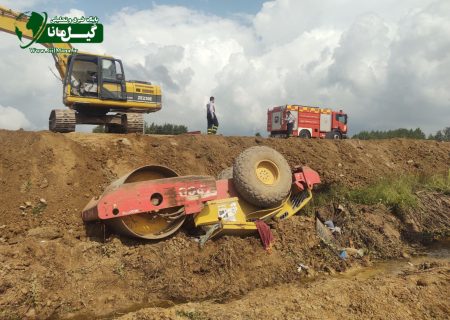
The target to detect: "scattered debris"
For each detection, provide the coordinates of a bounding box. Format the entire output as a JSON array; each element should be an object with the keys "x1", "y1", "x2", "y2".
[
  {"x1": 116, "y1": 138, "x2": 132, "y2": 146},
  {"x1": 339, "y1": 250, "x2": 348, "y2": 260},
  {"x1": 255, "y1": 220, "x2": 274, "y2": 251},
  {"x1": 297, "y1": 263, "x2": 309, "y2": 273},
  {"x1": 402, "y1": 251, "x2": 411, "y2": 259},
  {"x1": 324, "y1": 220, "x2": 342, "y2": 234},
  {"x1": 344, "y1": 247, "x2": 365, "y2": 257},
  {"x1": 39, "y1": 178, "x2": 49, "y2": 189}
]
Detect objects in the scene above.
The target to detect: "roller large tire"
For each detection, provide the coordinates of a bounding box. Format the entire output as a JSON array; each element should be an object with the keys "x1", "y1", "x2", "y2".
[
  {"x1": 217, "y1": 167, "x2": 233, "y2": 180},
  {"x1": 233, "y1": 146, "x2": 291, "y2": 208}
]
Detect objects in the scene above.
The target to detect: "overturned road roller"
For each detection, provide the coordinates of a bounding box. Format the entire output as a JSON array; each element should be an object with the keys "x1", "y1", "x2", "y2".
[{"x1": 82, "y1": 146, "x2": 320, "y2": 246}]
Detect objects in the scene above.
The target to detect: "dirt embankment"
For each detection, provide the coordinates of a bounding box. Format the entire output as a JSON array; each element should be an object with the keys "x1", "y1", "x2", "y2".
[{"x1": 0, "y1": 130, "x2": 449, "y2": 319}]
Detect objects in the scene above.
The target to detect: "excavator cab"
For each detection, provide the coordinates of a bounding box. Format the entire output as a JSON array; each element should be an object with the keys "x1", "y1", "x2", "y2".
[{"x1": 65, "y1": 54, "x2": 126, "y2": 103}]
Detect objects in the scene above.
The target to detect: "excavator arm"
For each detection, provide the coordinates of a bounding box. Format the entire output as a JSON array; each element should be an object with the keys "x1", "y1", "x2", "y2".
[{"x1": 0, "y1": 5, "x2": 73, "y2": 79}]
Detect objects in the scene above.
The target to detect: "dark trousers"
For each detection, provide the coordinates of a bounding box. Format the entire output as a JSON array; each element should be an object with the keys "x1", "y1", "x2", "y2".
[
  {"x1": 207, "y1": 116, "x2": 219, "y2": 135},
  {"x1": 286, "y1": 122, "x2": 294, "y2": 138}
]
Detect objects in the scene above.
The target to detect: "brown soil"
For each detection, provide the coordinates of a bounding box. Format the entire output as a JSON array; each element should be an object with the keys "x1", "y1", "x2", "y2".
[
  {"x1": 118, "y1": 257, "x2": 450, "y2": 320},
  {"x1": 0, "y1": 130, "x2": 449, "y2": 319}
]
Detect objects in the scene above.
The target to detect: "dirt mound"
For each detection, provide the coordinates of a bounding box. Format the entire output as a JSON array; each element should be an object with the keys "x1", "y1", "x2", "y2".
[{"x1": 0, "y1": 130, "x2": 449, "y2": 319}]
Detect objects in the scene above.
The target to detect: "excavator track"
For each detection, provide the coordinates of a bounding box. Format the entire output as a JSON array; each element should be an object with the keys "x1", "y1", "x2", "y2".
[
  {"x1": 49, "y1": 109, "x2": 76, "y2": 133},
  {"x1": 125, "y1": 113, "x2": 144, "y2": 133}
]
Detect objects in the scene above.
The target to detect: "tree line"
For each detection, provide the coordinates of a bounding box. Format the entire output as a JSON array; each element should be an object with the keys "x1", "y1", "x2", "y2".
[
  {"x1": 352, "y1": 127, "x2": 450, "y2": 141},
  {"x1": 92, "y1": 122, "x2": 188, "y2": 135},
  {"x1": 144, "y1": 122, "x2": 188, "y2": 135}
]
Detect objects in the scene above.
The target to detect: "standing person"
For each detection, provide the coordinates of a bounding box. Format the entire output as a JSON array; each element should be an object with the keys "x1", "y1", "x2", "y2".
[
  {"x1": 206, "y1": 96, "x2": 219, "y2": 135},
  {"x1": 285, "y1": 110, "x2": 295, "y2": 138}
]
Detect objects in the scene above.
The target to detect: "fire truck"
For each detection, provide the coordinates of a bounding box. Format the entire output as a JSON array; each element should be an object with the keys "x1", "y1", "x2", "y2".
[{"x1": 267, "y1": 105, "x2": 348, "y2": 139}]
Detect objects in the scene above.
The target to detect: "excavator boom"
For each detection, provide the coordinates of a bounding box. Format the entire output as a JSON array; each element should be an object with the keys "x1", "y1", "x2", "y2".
[{"x1": 0, "y1": 5, "x2": 72, "y2": 79}]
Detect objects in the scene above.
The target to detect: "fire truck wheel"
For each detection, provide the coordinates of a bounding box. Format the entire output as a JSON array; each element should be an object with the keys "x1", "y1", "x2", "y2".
[
  {"x1": 327, "y1": 131, "x2": 342, "y2": 139},
  {"x1": 333, "y1": 132, "x2": 342, "y2": 139},
  {"x1": 299, "y1": 130, "x2": 311, "y2": 139},
  {"x1": 217, "y1": 167, "x2": 233, "y2": 180},
  {"x1": 233, "y1": 146, "x2": 291, "y2": 208}
]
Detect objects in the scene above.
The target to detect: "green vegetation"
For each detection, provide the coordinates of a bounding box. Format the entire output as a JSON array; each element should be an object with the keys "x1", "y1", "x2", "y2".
[
  {"x1": 428, "y1": 127, "x2": 450, "y2": 142},
  {"x1": 346, "y1": 176, "x2": 418, "y2": 208},
  {"x1": 305, "y1": 172, "x2": 450, "y2": 214},
  {"x1": 144, "y1": 122, "x2": 188, "y2": 135},
  {"x1": 175, "y1": 310, "x2": 205, "y2": 320},
  {"x1": 91, "y1": 122, "x2": 188, "y2": 134},
  {"x1": 20, "y1": 180, "x2": 32, "y2": 193},
  {"x1": 114, "y1": 263, "x2": 125, "y2": 277},
  {"x1": 352, "y1": 126, "x2": 450, "y2": 141},
  {"x1": 32, "y1": 202, "x2": 47, "y2": 215},
  {"x1": 352, "y1": 128, "x2": 425, "y2": 140}
]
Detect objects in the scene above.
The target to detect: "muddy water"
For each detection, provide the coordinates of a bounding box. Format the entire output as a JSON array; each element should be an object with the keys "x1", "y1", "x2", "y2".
[{"x1": 341, "y1": 240, "x2": 449, "y2": 281}]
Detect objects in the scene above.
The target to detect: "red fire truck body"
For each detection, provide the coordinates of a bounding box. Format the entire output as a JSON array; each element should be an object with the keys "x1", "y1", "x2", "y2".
[{"x1": 267, "y1": 105, "x2": 348, "y2": 139}]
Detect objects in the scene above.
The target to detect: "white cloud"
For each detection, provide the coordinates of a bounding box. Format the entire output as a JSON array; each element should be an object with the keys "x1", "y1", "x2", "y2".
[
  {"x1": 0, "y1": 0, "x2": 448, "y2": 136},
  {"x1": 0, "y1": 105, "x2": 31, "y2": 130}
]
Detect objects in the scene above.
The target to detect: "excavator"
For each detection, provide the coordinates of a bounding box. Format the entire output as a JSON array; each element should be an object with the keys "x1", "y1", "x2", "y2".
[{"x1": 0, "y1": 6, "x2": 162, "y2": 133}]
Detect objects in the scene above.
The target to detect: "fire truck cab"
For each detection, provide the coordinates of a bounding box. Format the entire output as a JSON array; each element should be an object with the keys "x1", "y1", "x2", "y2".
[{"x1": 267, "y1": 105, "x2": 348, "y2": 139}]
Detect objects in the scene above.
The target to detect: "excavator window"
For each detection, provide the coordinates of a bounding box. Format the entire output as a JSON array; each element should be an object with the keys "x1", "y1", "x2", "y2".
[
  {"x1": 102, "y1": 59, "x2": 124, "y2": 81},
  {"x1": 100, "y1": 58, "x2": 126, "y2": 100},
  {"x1": 69, "y1": 57, "x2": 98, "y2": 97}
]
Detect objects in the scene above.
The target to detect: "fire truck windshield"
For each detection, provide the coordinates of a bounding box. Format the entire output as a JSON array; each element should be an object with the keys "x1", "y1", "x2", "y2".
[{"x1": 336, "y1": 114, "x2": 347, "y2": 124}]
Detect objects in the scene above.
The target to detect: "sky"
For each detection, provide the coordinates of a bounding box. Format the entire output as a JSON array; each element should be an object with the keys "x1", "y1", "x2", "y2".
[{"x1": 0, "y1": 0, "x2": 449, "y2": 136}]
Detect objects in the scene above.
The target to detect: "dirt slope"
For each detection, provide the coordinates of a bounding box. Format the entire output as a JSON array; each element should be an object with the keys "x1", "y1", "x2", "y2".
[{"x1": 0, "y1": 130, "x2": 449, "y2": 319}]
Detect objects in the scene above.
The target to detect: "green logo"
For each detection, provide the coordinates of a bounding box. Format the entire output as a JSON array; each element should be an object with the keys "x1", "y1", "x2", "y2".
[
  {"x1": 14, "y1": 11, "x2": 103, "y2": 48},
  {"x1": 15, "y1": 11, "x2": 48, "y2": 48}
]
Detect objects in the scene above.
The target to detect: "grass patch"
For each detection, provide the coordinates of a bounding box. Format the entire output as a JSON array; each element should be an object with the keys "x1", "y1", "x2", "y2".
[
  {"x1": 176, "y1": 310, "x2": 205, "y2": 320},
  {"x1": 305, "y1": 171, "x2": 450, "y2": 212},
  {"x1": 420, "y1": 170, "x2": 450, "y2": 195},
  {"x1": 32, "y1": 202, "x2": 47, "y2": 215},
  {"x1": 346, "y1": 176, "x2": 418, "y2": 209}
]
